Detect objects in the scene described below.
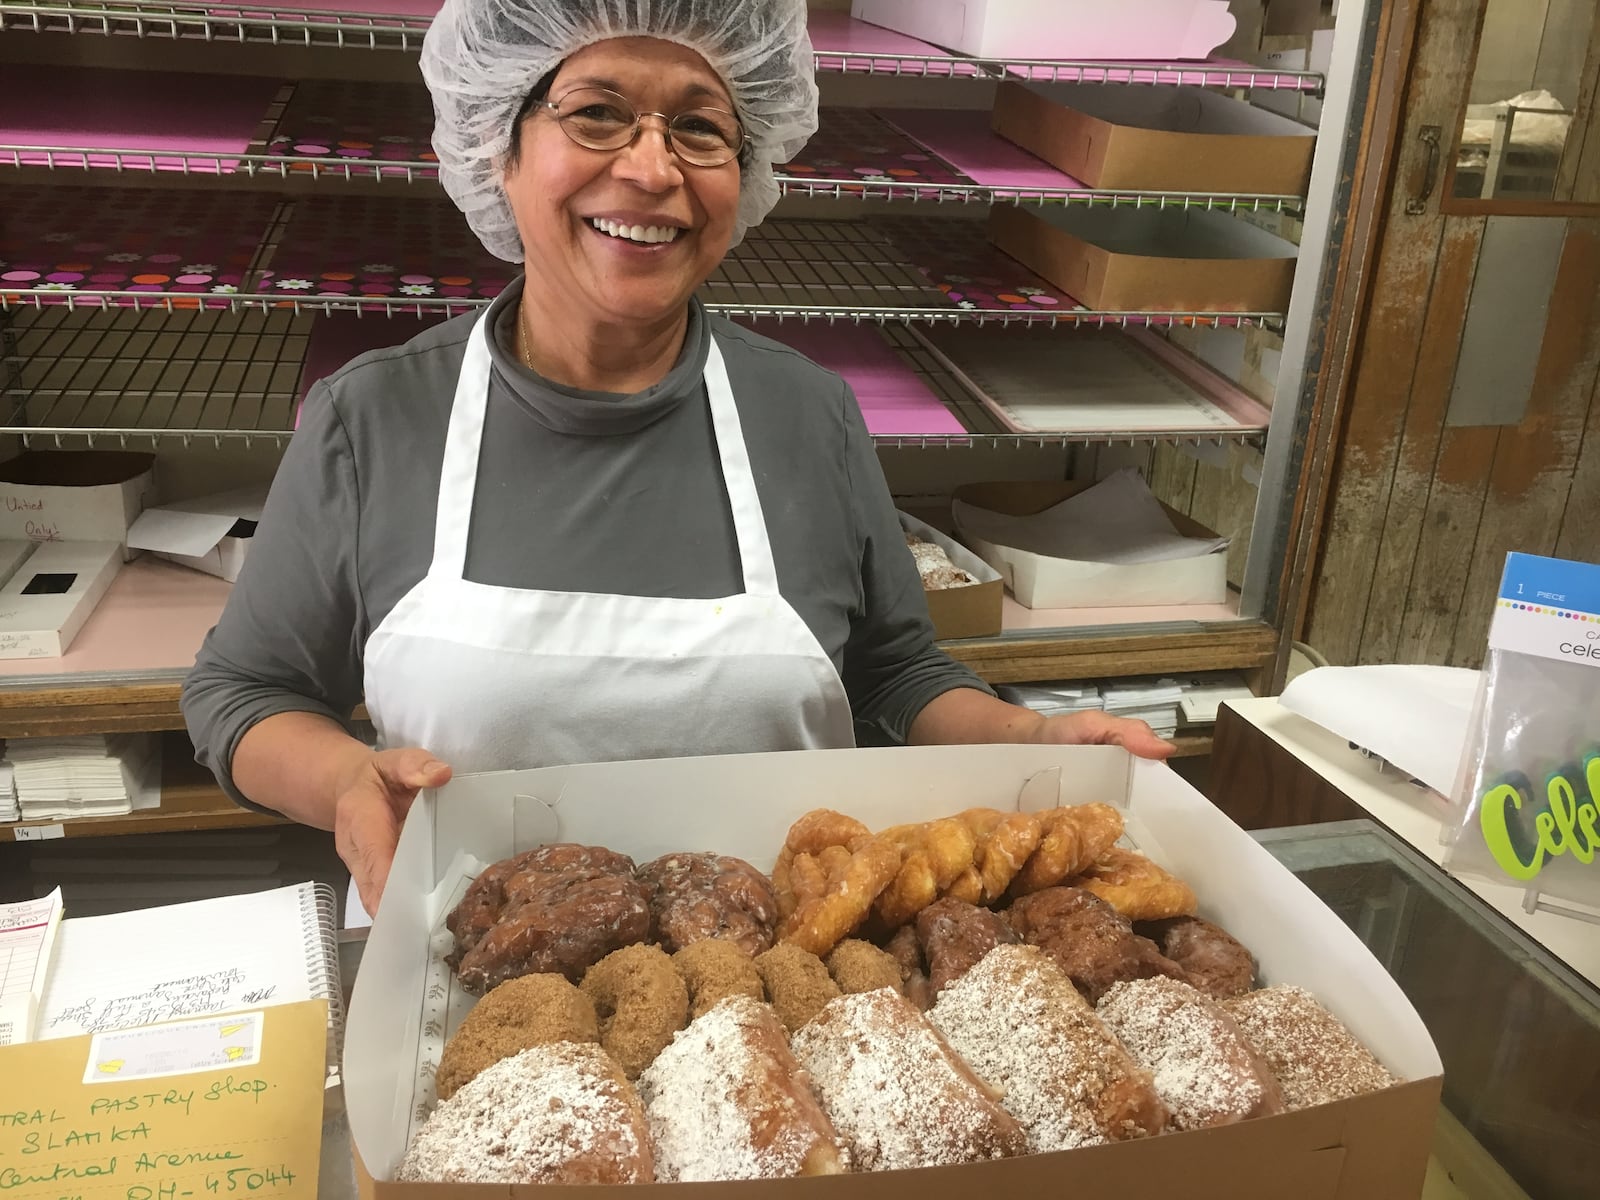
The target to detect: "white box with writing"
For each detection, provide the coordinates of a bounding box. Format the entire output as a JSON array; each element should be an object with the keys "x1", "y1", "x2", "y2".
[
  {"x1": 0, "y1": 541, "x2": 122, "y2": 660},
  {"x1": 128, "y1": 485, "x2": 267, "y2": 584},
  {"x1": 0, "y1": 452, "x2": 156, "y2": 561}
]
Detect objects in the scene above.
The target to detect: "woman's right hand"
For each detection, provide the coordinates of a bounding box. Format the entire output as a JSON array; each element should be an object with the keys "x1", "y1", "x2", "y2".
[{"x1": 335, "y1": 747, "x2": 453, "y2": 918}]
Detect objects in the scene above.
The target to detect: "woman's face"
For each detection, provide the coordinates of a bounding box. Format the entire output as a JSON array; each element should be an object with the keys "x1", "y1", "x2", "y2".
[{"x1": 502, "y1": 37, "x2": 743, "y2": 330}]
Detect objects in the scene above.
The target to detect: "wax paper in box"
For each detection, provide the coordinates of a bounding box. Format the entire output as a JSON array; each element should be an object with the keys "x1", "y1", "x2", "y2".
[{"x1": 1446, "y1": 552, "x2": 1600, "y2": 909}]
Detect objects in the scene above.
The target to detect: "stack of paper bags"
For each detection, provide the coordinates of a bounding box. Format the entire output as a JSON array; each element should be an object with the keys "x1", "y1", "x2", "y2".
[
  {"x1": 1099, "y1": 677, "x2": 1183, "y2": 739},
  {"x1": 0, "y1": 760, "x2": 16, "y2": 822},
  {"x1": 997, "y1": 682, "x2": 1106, "y2": 718},
  {"x1": 11, "y1": 734, "x2": 161, "y2": 820}
]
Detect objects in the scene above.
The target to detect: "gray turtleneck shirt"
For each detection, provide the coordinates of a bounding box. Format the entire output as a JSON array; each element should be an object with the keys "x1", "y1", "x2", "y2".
[{"x1": 182, "y1": 279, "x2": 992, "y2": 806}]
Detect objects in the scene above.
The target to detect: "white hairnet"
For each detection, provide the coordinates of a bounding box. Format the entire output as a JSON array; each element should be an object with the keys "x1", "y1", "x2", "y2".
[{"x1": 421, "y1": 0, "x2": 819, "y2": 262}]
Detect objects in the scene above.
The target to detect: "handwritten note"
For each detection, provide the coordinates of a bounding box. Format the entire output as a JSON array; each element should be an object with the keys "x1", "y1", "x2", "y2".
[
  {"x1": 0, "y1": 999, "x2": 326, "y2": 1200},
  {"x1": 38, "y1": 886, "x2": 330, "y2": 1043}
]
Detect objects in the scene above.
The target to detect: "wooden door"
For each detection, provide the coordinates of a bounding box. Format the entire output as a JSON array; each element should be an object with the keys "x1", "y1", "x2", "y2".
[{"x1": 1304, "y1": 0, "x2": 1600, "y2": 667}]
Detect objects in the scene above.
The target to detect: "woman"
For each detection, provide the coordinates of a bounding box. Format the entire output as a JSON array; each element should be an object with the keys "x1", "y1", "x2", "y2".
[{"x1": 182, "y1": 0, "x2": 1170, "y2": 918}]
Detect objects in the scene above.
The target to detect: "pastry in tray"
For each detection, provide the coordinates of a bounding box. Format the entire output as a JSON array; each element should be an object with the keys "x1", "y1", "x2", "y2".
[
  {"x1": 639, "y1": 996, "x2": 847, "y2": 1180},
  {"x1": 790, "y1": 987, "x2": 1027, "y2": 1171},
  {"x1": 1223, "y1": 985, "x2": 1397, "y2": 1110},
  {"x1": 400, "y1": 1042, "x2": 653, "y2": 1185},
  {"x1": 446, "y1": 844, "x2": 651, "y2": 993},
  {"x1": 1004, "y1": 885, "x2": 1189, "y2": 1003},
  {"x1": 434, "y1": 973, "x2": 599, "y2": 1100},
  {"x1": 1097, "y1": 975, "x2": 1284, "y2": 1130},
  {"x1": 637, "y1": 851, "x2": 779, "y2": 956},
  {"x1": 1137, "y1": 915, "x2": 1257, "y2": 1000},
  {"x1": 581, "y1": 944, "x2": 689, "y2": 1080}
]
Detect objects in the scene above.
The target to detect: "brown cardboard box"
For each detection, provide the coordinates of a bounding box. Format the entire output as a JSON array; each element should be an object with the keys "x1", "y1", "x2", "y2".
[
  {"x1": 346, "y1": 745, "x2": 1443, "y2": 1199},
  {"x1": 989, "y1": 204, "x2": 1297, "y2": 313},
  {"x1": 992, "y1": 80, "x2": 1315, "y2": 195},
  {"x1": 899, "y1": 511, "x2": 1003, "y2": 640}
]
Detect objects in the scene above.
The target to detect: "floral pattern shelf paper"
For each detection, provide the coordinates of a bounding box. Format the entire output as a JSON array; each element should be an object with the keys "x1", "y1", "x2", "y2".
[
  {"x1": 266, "y1": 80, "x2": 438, "y2": 177},
  {"x1": 871, "y1": 216, "x2": 1081, "y2": 314},
  {"x1": 780, "y1": 108, "x2": 974, "y2": 198},
  {"x1": 0, "y1": 186, "x2": 274, "y2": 307},
  {"x1": 256, "y1": 196, "x2": 509, "y2": 306}
]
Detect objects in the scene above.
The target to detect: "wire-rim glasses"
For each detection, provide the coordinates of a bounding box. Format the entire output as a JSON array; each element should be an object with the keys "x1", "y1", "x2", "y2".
[{"x1": 541, "y1": 86, "x2": 747, "y2": 168}]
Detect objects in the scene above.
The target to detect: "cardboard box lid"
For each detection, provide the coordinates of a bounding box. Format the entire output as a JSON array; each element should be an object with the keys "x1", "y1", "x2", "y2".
[
  {"x1": 0, "y1": 450, "x2": 156, "y2": 488},
  {"x1": 127, "y1": 484, "x2": 267, "y2": 558},
  {"x1": 346, "y1": 746, "x2": 1442, "y2": 1184}
]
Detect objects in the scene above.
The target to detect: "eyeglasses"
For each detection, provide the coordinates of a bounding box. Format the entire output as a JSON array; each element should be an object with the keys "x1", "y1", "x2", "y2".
[{"x1": 540, "y1": 87, "x2": 747, "y2": 168}]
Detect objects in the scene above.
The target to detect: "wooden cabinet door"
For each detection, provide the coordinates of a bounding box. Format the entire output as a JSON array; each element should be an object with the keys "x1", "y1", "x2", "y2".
[{"x1": 1306, "y1": 0, "x2": 1600, "y2": 668}]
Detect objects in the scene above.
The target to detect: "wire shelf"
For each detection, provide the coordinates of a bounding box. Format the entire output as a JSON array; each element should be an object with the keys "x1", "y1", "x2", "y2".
[
  {"x1": 0, "y1": 306, "x2": 1268, "y2": 450},
  {"x1": 0, "y1": 3, "x2": 1323, "y2": 91},
  {"x1": 0, "y1": 146, "x2": 1304, "y2": 216},
  {"x1": 4, "y1": 306, "x2": 307, "y2": 448},
  {"x1": 2, "y1": 215, "x2": 1286, "y2": 330}
]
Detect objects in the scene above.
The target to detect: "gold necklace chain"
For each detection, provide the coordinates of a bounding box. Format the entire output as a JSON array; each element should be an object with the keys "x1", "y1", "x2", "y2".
[{"x1": 517, "y1": 302, "x2": 536, "y2": 372}]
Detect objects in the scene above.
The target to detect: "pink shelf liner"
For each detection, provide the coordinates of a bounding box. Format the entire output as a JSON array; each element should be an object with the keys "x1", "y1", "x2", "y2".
[
  {"x1": 0, "y1": 559, "x2": 231, "y2": 680},
  {"x1": 783, "y1": 108, "x2": 973, "y2": 195},
  {"x1": 0, "y1": 66, "x2": 280, "y2": 172},
  {"x1": 737, "y1": 320, "x2": 965, "y2": 437},
  {"x1": 1000, "y1": 591, "x2": 1241, "y2": 630},
  {"x1": 879, "y1": 108, "x2": 1082, "y2": 191},
  {"x1": 0, "y1": 186, "x2": 275, "y2": 308},
  {"x1": 257, "y1": 196, "x2": 509, "y2": 307},
  {"x1": 267, "y1": 80, "x2": 437, "y2": 177},
  {"x1": 807, "y1": 11, "x2": 981, "y2": 75},
  {"x1": 297, "y1": 311, "x2": 445, "y2": 420},
  {"x1": 872, "y1": 216, "x2": 1080, "y2": 313}
]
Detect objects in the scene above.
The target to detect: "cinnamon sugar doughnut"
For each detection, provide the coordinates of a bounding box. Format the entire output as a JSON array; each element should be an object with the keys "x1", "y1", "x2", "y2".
[
  {"x1": 672, "y1": 939, "x2": 765, "y2": 1019},
  {"x1": 435, "y1": 974, "x2": 599, "y2": 1100},
  {"x1": 638, "y1": 852, "x2": 779, "y2": 956},
  {"x1": 826, "y1": 939, "x2": 904, "y2": 995},
  {"x1": 581, "y1": 944, "x2": 689, "y2": 1080},
  {"x1": 754, "y1": 943, "x2": 840, "y2": 1032},
  {"x1": 447, "y1": 844, "x2": 649, "y2": 993}
]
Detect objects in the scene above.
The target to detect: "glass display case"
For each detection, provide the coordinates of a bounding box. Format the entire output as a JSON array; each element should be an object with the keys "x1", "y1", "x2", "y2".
[{"x1": 1255, "y1": 820, "x2": 1600, "y2": 1200}]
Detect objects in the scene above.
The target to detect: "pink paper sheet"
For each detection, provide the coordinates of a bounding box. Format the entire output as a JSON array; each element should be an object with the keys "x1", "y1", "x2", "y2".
[
  {"x1": 782, "y1": 107, "x2": 973, "y2": 199},
  {"x1": 267, "y1": 80, "x2": 437, "y2": 179},
  {"x1": 0, "y1": 65, "x2": 280, "y2": 172},
  {"x1": 737, "y1": 320, "x2": 965, "y2": 436},
  {"x1": 0, "y1": 186, "x2": 274, "y2": 309},
  {"x1": 0, "y1": 559, "x2": 232, "y2": 679},
  {"x1": 807, "y1": 11, "x2": 980, "y2": 76},
  {"x1": 257, "y1": 196, "x2": 509, "y2": 309},
  {"x1": 879, "y1": 108, "x2": 1081, "y2": 191}
]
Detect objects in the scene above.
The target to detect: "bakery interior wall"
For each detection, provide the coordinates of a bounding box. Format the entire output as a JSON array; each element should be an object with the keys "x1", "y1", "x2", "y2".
[{"x1": 1299, "y1": 0, "x2": 1600, "y2": 669}]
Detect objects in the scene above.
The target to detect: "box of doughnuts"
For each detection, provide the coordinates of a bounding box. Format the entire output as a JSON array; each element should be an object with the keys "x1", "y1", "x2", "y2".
[{"x1": 345, "y1": 745, "x2": 1442, "y2": 1197}]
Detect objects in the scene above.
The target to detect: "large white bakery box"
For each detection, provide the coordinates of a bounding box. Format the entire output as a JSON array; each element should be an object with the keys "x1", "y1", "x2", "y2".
[{"x1": 347, "y1": 745, "x2": 1442, "y2": 1199}]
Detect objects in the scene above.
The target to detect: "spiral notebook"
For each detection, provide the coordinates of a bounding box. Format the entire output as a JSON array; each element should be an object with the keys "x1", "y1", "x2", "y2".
[{"x1": 31, "y1": 882, "x2": 343, "y2": 1070}]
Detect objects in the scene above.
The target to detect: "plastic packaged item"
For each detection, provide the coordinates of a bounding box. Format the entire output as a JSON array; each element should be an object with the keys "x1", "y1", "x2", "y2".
[{"x1": 1446, "y1": 553, "x2": 1600, "y2": 913}]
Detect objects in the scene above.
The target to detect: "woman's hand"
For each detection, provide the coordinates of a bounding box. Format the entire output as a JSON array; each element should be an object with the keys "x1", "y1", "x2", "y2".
[
  {"x1": 335, "y1": 748, "x2": 453, "y2": 917},
  {"x1": 1026, "y1": 710, "x2": 1175, "y2": 760}
]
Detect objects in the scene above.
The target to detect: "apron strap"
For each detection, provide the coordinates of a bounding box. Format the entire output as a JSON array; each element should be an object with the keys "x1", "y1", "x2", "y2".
[{"x1": 702, "y1": 339, "x2": 780, "y2": 598}]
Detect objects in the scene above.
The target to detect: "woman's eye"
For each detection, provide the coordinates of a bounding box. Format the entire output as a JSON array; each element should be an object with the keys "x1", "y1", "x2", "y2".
[{"x1": 576, "y1": 104, "x2": 630, "y2": 124}]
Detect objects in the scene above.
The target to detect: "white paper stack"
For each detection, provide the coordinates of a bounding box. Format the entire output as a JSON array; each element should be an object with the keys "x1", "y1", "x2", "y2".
[
  {"x1": 997, "y1": 682, "x2": 1106, "y2": 718},
  {"x1": 12, "y1": 734, "x2": 161, "y2": 820},
  {"x1": 1099, "y1": 677, "x2": 1183, "y2": 739},
  {"x1": 0, "y1": 761, "x2": 17, "y2": 822}
]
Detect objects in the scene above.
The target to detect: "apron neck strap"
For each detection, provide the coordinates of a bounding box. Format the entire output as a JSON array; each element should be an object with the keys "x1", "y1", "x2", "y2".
[{"x1": 430, "y1": 314, "x2": 781, "y2": 598}]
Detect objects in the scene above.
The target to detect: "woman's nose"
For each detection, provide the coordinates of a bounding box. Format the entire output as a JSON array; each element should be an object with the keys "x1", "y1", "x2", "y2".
[{"x1": 612, "y1": 114, "x2": 684, "y2": 191}]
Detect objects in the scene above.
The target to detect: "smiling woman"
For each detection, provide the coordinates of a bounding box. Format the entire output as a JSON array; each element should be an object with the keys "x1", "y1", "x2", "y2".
[{"x1": 181, "y1": 0, "x2": 1173, "y2": 922}]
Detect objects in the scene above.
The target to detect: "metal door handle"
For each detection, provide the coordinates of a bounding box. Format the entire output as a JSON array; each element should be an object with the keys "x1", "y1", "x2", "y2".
[{"x1": 1406, "y1": 125, "x2": 1442, "y2": 214}]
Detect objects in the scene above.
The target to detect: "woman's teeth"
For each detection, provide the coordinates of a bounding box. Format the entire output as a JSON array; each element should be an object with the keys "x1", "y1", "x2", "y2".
[{"x1": 588, "y1": 217, "x2": 681, "y2": 244}]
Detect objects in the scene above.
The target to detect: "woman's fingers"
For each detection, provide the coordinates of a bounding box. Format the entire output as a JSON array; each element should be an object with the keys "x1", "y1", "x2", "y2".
[
  {"x1": 1033, "y1": 711, "x2": 1176, "y2": 760},
  {"x1": 335, "y1": 778, "x2": 404, "y2": 917},
  {"x1": 375, "y1": 747, "x2": 454, "y2": 795}
]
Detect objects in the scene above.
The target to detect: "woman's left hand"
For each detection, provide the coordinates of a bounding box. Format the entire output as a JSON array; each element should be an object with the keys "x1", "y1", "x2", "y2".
[{"x1": 1026, "y1": 710, "x2": 1176, "y2": 760}]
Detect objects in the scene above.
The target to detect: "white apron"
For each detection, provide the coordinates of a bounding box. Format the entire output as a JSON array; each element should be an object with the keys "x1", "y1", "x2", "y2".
[{"x1": 361, "y1": 314, "x2": 856, "y2": 777}]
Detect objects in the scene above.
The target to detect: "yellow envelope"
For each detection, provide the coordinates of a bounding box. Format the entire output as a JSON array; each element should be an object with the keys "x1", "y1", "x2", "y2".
[{"x1": 0, "y1": 999, "x2": 327, "y2": 1200}]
